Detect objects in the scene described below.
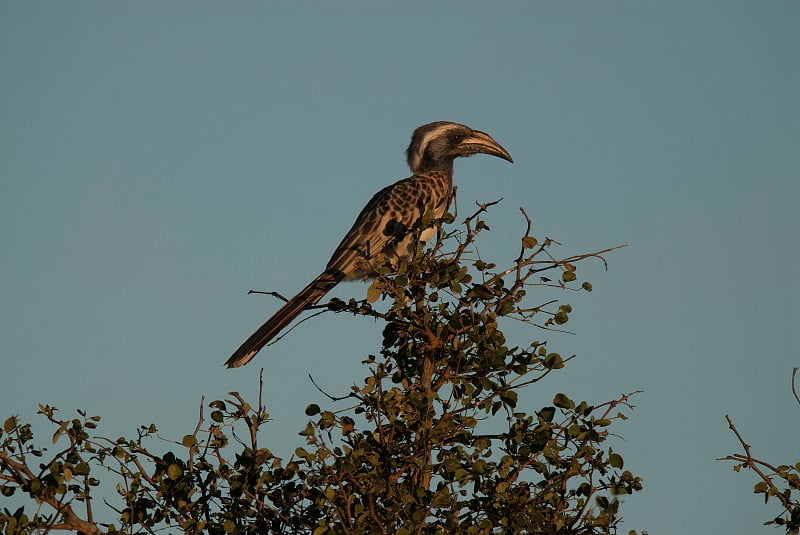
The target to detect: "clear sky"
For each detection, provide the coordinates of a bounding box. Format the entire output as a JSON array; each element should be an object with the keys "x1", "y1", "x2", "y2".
[{"x1": 1, "y1": 2, "x2": 798, "y2": 533}]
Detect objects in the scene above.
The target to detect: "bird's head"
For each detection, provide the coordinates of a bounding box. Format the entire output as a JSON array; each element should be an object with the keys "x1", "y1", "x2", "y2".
[{"x1": 406, "y1": 121, "x2": 513, "y2": 174}]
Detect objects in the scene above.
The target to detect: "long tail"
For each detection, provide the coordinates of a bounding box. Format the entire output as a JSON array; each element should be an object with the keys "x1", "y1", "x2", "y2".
[{"x1": 225, "y1": 272, "x2": 340, "y2": 368}]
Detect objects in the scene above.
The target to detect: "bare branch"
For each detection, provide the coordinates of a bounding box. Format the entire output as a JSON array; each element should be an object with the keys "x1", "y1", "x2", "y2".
[
  {"x1": 721, "y1": 415, "x2": 794, "y2": 510},
  {"x1": 308, "y1": 373, "x2": 358, "y2": 403}
]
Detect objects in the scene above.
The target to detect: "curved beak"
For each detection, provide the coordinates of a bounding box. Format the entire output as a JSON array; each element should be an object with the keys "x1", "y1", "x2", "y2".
[{"x1": 460, "y1": 130, "x2": 513, "y2": 163}]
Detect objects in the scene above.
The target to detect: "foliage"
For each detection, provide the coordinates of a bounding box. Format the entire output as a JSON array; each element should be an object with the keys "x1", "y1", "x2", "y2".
[
  {"x1": 1, "y1": 202, "x2": 643, "y2": 534},
  {"x1": 719, "y1": 368, "x2": 800, "y2": 534}
]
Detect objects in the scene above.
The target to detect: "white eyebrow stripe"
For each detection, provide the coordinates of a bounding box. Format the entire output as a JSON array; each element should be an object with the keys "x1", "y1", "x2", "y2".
[{"x1": 410, "y1": 123, "x2": 461, "y2": 172}]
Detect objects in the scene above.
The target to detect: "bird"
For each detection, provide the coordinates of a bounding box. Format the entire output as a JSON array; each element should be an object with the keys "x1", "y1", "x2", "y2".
[{"x1": 225, "y1": 121, "x2": 512, "y2": 368}]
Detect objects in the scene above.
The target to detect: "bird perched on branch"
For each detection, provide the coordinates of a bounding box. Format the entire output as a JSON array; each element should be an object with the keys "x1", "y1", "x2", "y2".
[{"x1": 226, "y1": 121, "x2": 512, "y2": 368}]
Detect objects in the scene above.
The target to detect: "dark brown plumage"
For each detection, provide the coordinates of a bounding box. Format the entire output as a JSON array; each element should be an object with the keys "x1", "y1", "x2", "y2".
[{"x1": 226, "y1": 121, "x2": 512, "y2": 368}]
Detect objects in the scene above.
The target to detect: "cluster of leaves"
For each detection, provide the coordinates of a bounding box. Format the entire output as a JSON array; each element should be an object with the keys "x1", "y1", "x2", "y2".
[
  {"x1": 1, "y1": 202, "x2": 643, "y2": 534},
  {"x1": 719, "y1": 369, "x2": 800, "y2": 534}
]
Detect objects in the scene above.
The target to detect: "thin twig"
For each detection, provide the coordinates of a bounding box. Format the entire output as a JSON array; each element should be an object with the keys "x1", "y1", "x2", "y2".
[
  {"x1": 721, "y1": 415, "x2": 793, "y2": 510},
  {"x1": 307, "y1": 374, "x2": 357, "y2": 402}
]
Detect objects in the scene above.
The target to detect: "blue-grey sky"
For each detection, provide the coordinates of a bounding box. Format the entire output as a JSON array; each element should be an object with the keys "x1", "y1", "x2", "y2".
[{"x1": 1, "y1": 2, "x2": 798, "y2": 533}]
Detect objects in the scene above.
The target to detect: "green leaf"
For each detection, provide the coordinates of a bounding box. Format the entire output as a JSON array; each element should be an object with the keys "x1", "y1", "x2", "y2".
[
  {"x1": 367, "y1": 280, "x2": 382, "y2": 303},
  {"x1": 74, "y1": 462, "x2": 90, "y2": 476},
  {"x1": 432, "y1": 488, "x2": 451, "y2": 507},
  {"x1": 539, "y1": 407, "x2": 556, "y2": 422},
  {"x1": 581, "y1": 281, "x2": 593, "y2": 292},
  {"x1": 167, "y1": 464, "x2": 182, "y2": 479},
  {"x1": 181, "y1": 435, "x2": 197, "y2": 447},
  {"x1": 522, "y1": 236, "x2": 538, "y2": 249},
  {"x1": 470, "y1": 284, "x2": 494, "y2": 299},
  {"x1": 305, "y1": 404, "x2": 321, "y2": 416},
  {"x1": 3, "y1": 416, "x2": 16, "y2": 433},
  {"x1": 500, "y1": 390, "x2": 518, "y2": 408},
  {"x1": 210, "y1": 410, "x2": 224, "y2": 423},
  {"x1": 553, "y1": 393, "x2": 574, "y2": 409},
  {"x1": 320, "y1": 411, "x2": 336, "y2": 428},
  {"x1": 52, "y1": 424, "x2": 66, "y2": 444},
  {"x1": 562, "y1": 271, "x2": 577, "y2": 282},
  {"x1": 544, "y1": 352, "x2": 564, "y2": 369},
  {"x1": 609, "y1": 453, "x2": 624, "y2": 469}
]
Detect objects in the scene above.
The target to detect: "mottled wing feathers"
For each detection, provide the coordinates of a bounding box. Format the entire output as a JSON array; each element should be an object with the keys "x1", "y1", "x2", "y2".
[{"x1": 325, "y1": 173, "x2": 451, "y2": 280}]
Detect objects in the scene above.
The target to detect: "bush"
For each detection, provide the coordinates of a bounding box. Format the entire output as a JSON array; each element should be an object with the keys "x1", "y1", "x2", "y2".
[{"x1": 1, "y1": 202, "x2": 643, "y2": 534}]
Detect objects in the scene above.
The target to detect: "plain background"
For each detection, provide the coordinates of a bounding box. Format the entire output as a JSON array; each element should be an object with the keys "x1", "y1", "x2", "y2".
[{"x1": 2, "y1": 2, "x2": 798, "y2": 533}]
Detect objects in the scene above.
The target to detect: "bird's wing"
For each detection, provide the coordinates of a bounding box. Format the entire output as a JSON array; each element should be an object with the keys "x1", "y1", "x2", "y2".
[{"x1": 325, "y1": 175, "x2": 446, "y2": 280}]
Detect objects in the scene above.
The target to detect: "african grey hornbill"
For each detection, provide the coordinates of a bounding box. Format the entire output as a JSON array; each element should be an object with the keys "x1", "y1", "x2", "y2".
[{"x1": 225, "y1": 121, "x2": 512, "y2": 368}]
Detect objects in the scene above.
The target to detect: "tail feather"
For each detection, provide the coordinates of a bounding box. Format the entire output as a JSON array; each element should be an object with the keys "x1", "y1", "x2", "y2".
[{"x1": 226, "y1": 272, "x2": 339, "y2": 368}]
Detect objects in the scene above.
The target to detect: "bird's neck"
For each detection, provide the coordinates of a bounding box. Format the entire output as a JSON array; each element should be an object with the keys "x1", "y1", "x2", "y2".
[{"x1": 416, "y1": 158, "x2": 454, "y2": 177}]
